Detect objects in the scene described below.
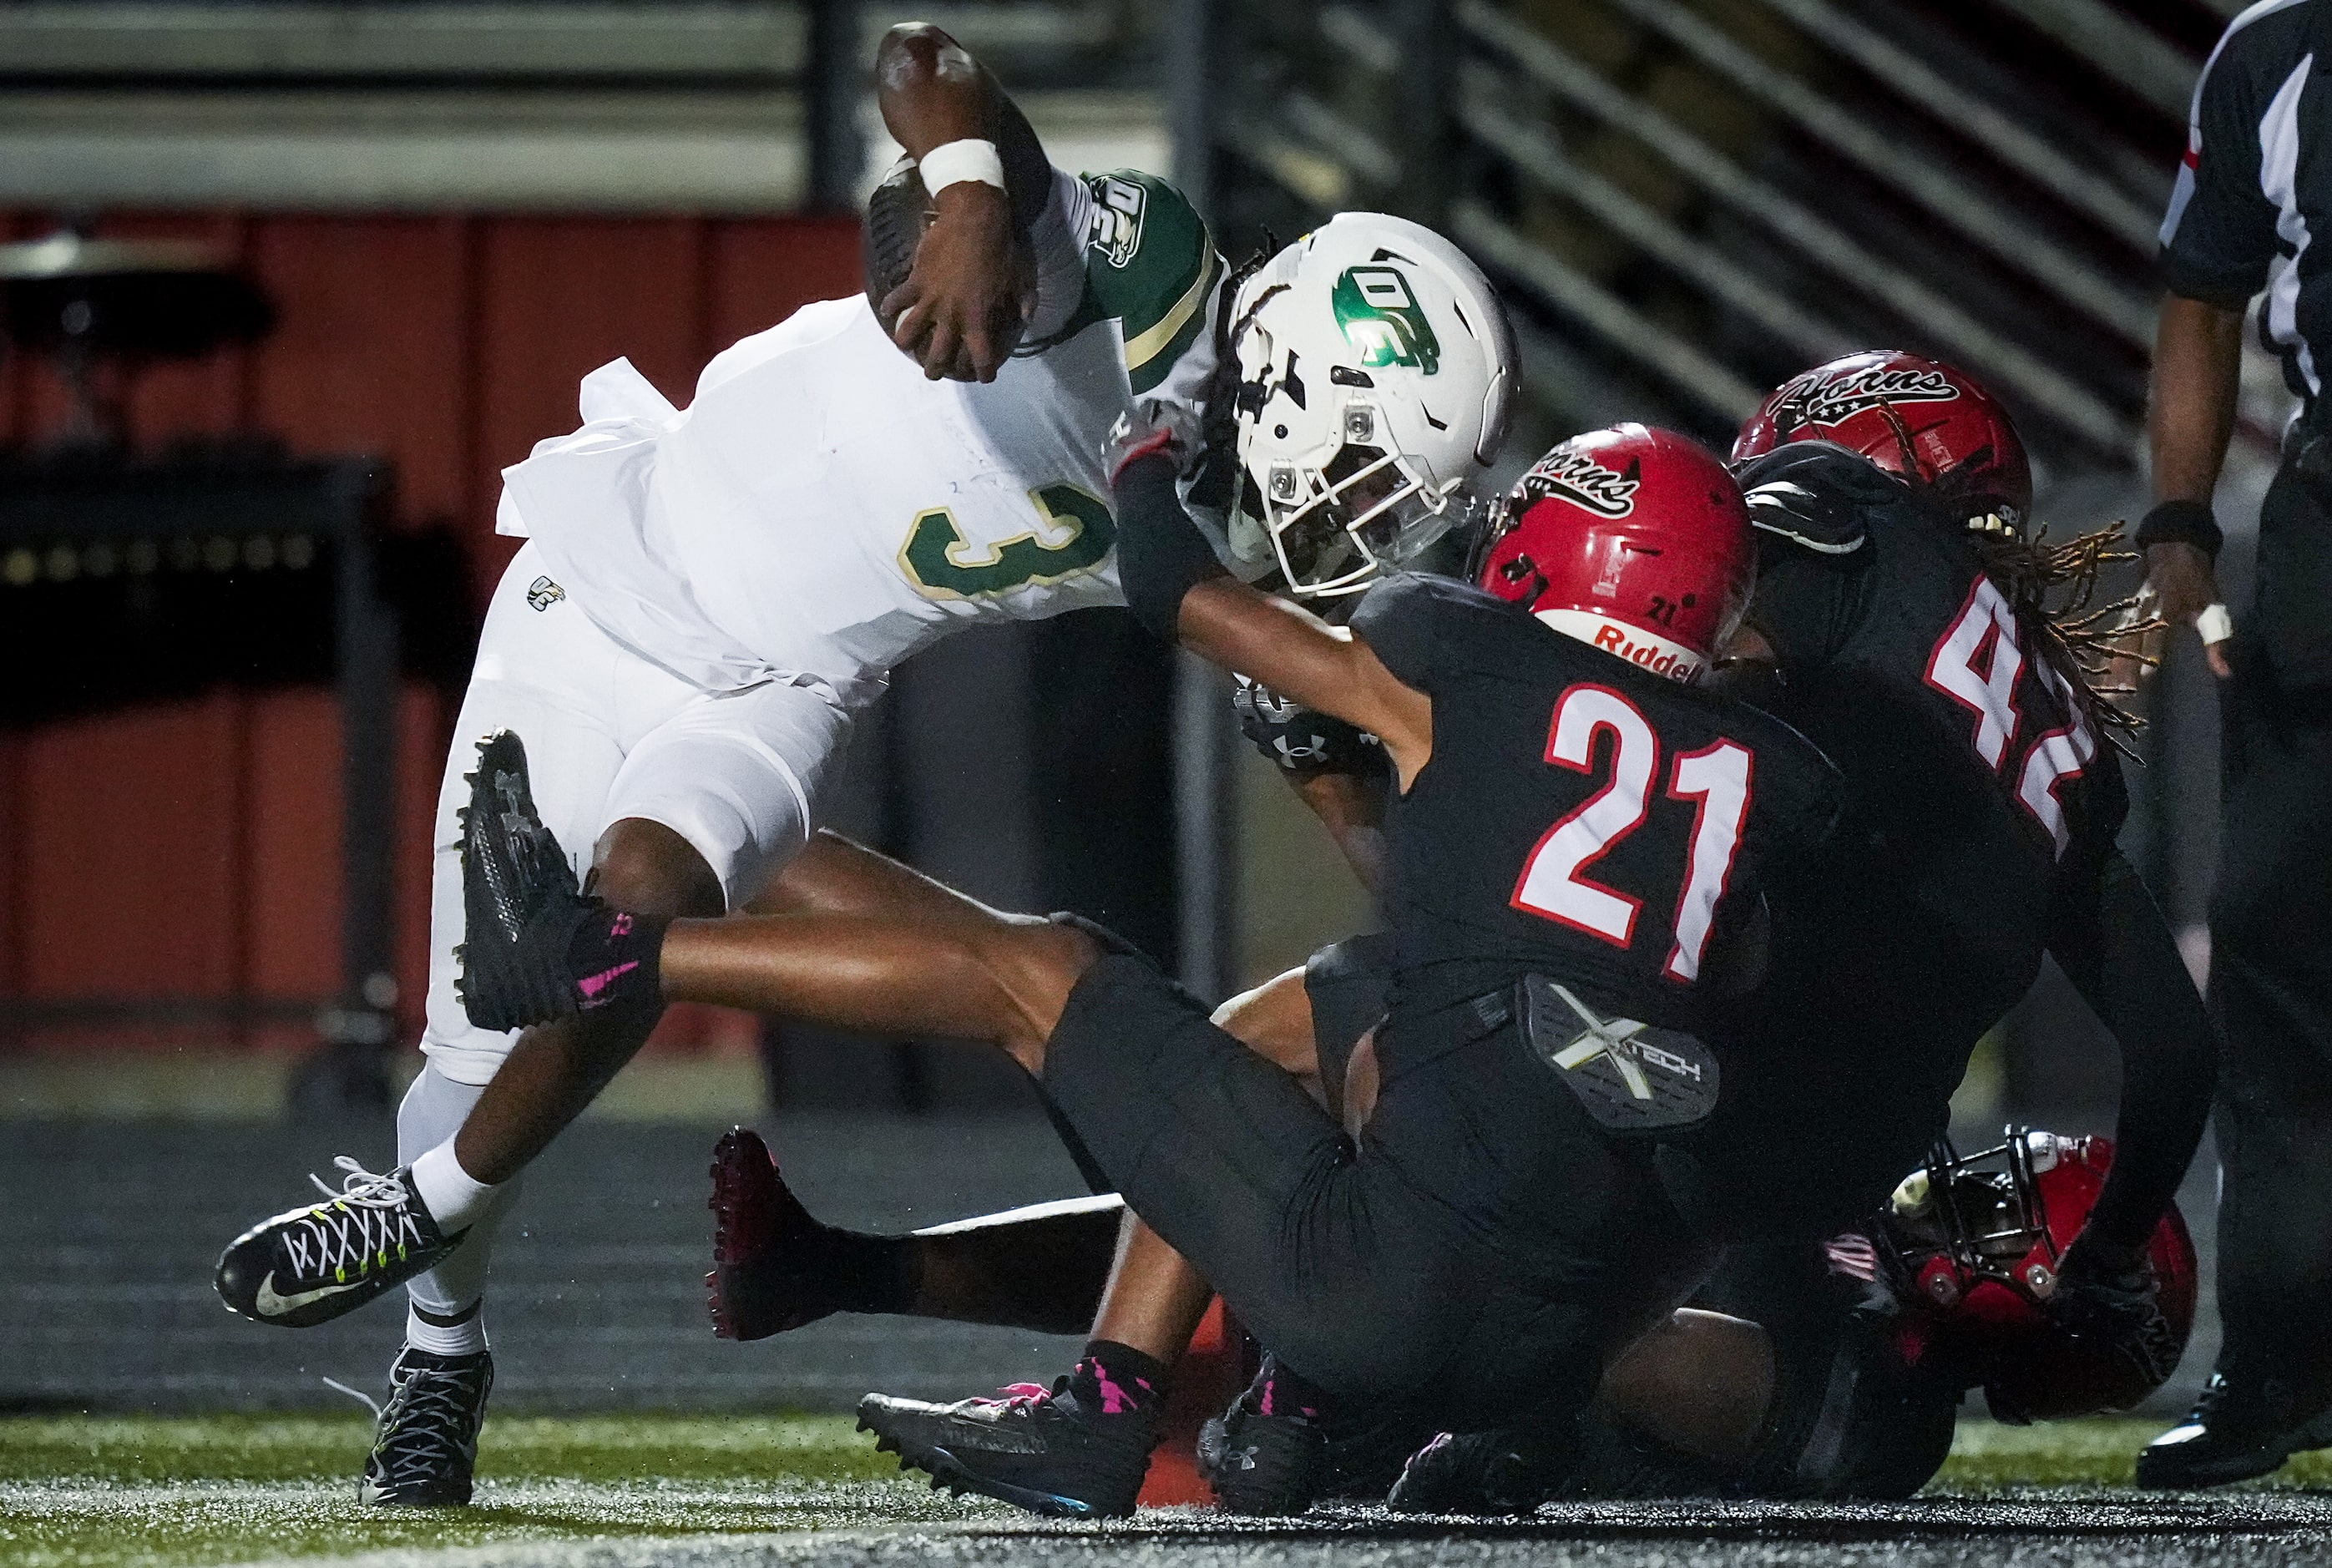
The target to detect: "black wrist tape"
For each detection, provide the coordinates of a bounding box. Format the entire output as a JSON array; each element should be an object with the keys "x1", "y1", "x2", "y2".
[
  {"x1": 1113, "y1": 450, "x2": 1227, "y2": 642},
  {"x1": 2134, "y1": 498, "x2": 2223, "y2": 558}
]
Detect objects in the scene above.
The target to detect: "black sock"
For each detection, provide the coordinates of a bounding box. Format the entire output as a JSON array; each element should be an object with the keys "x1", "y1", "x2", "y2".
[
  {"x1": 1070, "y1": 1339, "x2": 1171, "y2": 1421},
  {"x1": 1255, "y1": 1356, "x2": 1332, "y2": 1423},
  {"x1": 565, "y1": 908, "x2": 668, "y2": 1009},
  {"x1": 827, "y1": 1230, "x2": 923, "y2": 1317}
]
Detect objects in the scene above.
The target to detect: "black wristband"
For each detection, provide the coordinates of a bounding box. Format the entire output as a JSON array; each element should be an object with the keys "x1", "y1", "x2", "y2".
[
  {"x1": 1113, "y1": 449, "x2": 1227, "y2": 642},
  {"x1": 2133, "y1": 498, "x2": 2223, "y2": 559}
]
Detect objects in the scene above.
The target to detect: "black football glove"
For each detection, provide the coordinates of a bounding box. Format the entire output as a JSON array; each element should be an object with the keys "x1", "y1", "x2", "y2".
[
  {"x1": 1232, "y1": 676, "x2": 1387, "y2": 777},
  {"x1": 2046, "y1": 1235, "x2": 2181, "y2": 1397},
  {"x1": 1734, "y1": 441, "x2": 1903, "y2": 557}
]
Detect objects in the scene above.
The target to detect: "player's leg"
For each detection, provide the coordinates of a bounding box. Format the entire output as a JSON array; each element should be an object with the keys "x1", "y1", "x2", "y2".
[
  {"x1": 708, "y1": 951, "x2": 1308, "y2": 1350},
  {"x1": 708, "y1": 1120, "x2": 1128, "y2": 1339},
  {"x1": 2143, "y1": 691, "x2": 2332, "y2": 1487},
  {"x1": 360, "y1": 594, "x2": 667, "y2": 1505},
  {"x1": 450, "y1": 680, "x2": 848, "y2": 1187},
  {"x1": 459, "y1": 775, "x2": 1487, "y2": 1515},
  {"x1": 216, "y1": 549, "x2": 644, "y2": 1504}
]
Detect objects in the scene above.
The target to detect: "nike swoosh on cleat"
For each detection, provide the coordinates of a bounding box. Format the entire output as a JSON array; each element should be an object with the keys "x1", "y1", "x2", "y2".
[
  {"x1": 577, "y1": 961, "x2": 638, "y2": 1000},
  {"x1": 254, "y1": 1271, "x2": 371, "y2": 1318}
]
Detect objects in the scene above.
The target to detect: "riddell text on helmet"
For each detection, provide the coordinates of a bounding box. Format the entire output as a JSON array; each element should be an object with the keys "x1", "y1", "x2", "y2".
[{"x1": 1592, "y1": 621, "x2": 1702, "y2": 682}]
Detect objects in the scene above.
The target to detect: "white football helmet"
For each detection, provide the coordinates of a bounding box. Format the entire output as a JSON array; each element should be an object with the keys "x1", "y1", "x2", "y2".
[{"x1": 1227, "y1": 213, "x2": 1519, "y2": 596}]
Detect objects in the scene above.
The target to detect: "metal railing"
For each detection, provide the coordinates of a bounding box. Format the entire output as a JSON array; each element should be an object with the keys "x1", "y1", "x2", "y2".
[{"x1": 1196, "y1": 0, "x2": 2287, "y2": 473}]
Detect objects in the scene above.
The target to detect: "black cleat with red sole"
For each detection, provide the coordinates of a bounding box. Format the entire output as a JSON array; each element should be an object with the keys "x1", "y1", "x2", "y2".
[
  {"x1": 706, "y1": 1127, "x2": 856, "y2": 1340},
  {"x1": 856, "y1": 1376, "x2": 1161, "y2": 1520}
]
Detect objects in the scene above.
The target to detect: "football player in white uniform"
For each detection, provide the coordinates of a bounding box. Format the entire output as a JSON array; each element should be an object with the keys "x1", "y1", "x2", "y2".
[{"x1": 210, "y1": 23, "x2": 1242, "y2": 1506}]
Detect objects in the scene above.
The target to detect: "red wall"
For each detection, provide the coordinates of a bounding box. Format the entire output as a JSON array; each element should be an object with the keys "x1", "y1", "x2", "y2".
[{"x1": 0, "y1": 211, "x2": 861, "y2": 1043}]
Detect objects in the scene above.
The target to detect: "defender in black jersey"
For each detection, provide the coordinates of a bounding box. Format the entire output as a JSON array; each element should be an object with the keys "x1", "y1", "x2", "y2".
[
  {"x1": 1690, "y1": 358, "x2": 2213, "y2": 1266},
  {"x1": 453, "y1": 423, "x2": 1840, "y2": 1515},
  {"x1": 1217, "y1": 363, "x2": 2213, "y2": 1510}
]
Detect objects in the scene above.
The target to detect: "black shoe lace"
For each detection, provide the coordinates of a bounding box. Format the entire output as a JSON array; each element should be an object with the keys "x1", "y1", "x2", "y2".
[
  {"x1": 279, "y1": 1159, "x2": 433, "y2": 1284},
  {"x1": 372, "y1": 1358, "x2": 491, "y2": 1490}
]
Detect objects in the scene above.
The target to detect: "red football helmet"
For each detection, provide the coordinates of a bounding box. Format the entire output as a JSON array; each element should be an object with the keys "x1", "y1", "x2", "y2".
[
  {"x1": 1474, "y1": 424, "x2": 1753, "y2": 684},
  {"x1": 1731, "y1": 352, "x2": 2034, "y2": 528},
  {"x1": 1875, "y1": 1127, "x2": 2198, "y2": 1424}
]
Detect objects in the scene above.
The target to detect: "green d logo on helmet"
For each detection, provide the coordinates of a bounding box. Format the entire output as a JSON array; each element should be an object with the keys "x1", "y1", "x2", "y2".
[{"x1": 1332, "y1": 266, "x2": 1441, "y2": 374}]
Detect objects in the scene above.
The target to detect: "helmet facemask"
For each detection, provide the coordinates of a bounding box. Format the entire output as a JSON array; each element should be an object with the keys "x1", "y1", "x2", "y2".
[
  {"x1": 1245, "y1": 418, "x2": 1471, "y2": 598},
  {"x1": 1883, "y1": 1130, "x2": 2063, "y2": 1308}
]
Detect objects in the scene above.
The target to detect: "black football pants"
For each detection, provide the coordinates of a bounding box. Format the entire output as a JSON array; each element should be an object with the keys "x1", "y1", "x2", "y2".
[
  {"x1": 2207, "y1": 579, "x2": 2332, "y2": 1399},
  {"x1": 1040, "y1": 949, "x2": 1712, "y2": 1431}
]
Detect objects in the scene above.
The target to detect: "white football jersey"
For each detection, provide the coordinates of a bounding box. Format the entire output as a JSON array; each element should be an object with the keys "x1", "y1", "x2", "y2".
[{"x1": 499, "y1": 168, "x2": 1223, "y2": 707}]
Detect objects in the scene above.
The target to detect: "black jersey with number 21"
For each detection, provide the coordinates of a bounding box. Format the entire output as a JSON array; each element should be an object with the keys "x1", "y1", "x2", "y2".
[{"x1": 1348, "y1": 574, "x2": 1842, "y2": 1038}]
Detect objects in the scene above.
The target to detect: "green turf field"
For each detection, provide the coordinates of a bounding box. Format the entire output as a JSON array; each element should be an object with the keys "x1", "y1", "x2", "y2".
[{"x1": 7, "y1": 1412, "x2": 2330, "y2": 1568}]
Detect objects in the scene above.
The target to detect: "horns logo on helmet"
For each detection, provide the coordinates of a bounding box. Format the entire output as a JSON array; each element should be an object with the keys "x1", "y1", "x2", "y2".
[
  {"x1": 1775, "y1": 365, "x2": 1960, "y2": 431},
  {"x1": 1518, "y1": 448, "x2": 1641, "y2": 518}
]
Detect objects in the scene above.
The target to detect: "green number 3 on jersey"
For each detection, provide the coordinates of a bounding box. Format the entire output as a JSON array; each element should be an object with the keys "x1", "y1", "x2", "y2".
[{"x1": 898, "y1": 483, "x2": 1117, "y2": 599}]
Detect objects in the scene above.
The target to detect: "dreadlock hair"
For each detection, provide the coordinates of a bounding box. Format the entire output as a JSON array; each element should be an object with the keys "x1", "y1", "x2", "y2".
[
  {"x1": 1967, "y1": 515, "x2": 2159, "y2": 758},
  {"x1": 1186, "y1": 233, "x2": 1279, "y2": 516},
  {"x1": 1869, "y1": 402, "x2": 2158, "y2": 756}
]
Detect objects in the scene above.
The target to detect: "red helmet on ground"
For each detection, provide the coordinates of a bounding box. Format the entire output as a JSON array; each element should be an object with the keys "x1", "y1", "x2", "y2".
[
  {"x1": 1875, "y1": 1127, "x2": 2198, "y2": 1424},
  {"x1": 1731, "y1": 352, "x2": 2034, "y2": 528},
  {"x1": 1474, "y1": 424, "x2": 1752, "y2": 685}
]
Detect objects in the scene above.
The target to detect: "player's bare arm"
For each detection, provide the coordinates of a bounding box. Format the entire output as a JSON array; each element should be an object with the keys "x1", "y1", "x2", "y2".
[
  {"x1": 1176, "y1": 578, "x2": 1432, "y2": 789},
  {"x1": 873, "y1": 23, "x2": 1050, "y2": 382}
]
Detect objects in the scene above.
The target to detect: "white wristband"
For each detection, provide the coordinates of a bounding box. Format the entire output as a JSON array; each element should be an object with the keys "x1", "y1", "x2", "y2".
[
  {"x1": 2197, "y1": 603, "x2": 2234, "y2": 645},
  {"x1": 916, "y1": 138, "x2": 1007, "y2": 195}
]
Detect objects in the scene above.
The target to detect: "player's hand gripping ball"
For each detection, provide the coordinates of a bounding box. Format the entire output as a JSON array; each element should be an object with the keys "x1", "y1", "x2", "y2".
[{"x1": 862, "y1": 156, "x2": 1032, "y2": 384}]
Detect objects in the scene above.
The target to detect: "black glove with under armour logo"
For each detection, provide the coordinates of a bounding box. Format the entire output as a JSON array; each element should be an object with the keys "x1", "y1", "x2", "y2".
[
  {"x1": 2047, "y1": 1238, "x2": 2180, "y2": 1395},
  {"x1": 1232, "y1": 676, "x2": 1387, "y2": 778}
]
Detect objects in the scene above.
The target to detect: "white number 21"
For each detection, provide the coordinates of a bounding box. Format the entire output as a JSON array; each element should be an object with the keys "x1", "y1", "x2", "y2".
[{"x1": 1510, "y1": 683, "x2": 1754, "y2": 983}]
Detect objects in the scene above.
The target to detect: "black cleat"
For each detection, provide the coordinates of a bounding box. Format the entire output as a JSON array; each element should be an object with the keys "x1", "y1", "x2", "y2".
[
  {"x1": 2137, "y1": 1372, "x2": 2332, "y2": 1490},
  {"x1": 215, "y1": 1158, "x2": 458, "y2": 1328},
  {"x1": 707, "y1": 1127, "x2": 852, "y2": 1340},
  {"x1": 1197, "y1": 1356, "x2": 1331, "y2": 1515},
  {"x1": 1386, "y1": 1428, "x2": 1568, "y2": 1515},
  {"x1": 359, "y1": 1347, "x2": 495, "y2": 1506},
  {"x1": 856, "y1": 1378, "x2": 1160, "y2": 1519},
  {"x1": 454, "y1": 731, "x2": 602, "y2": 1032}
]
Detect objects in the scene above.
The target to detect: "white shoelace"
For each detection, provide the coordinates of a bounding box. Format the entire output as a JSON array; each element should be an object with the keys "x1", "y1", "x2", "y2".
[
  {"x1": 306, "y1": 1156, "x2": 411, "y2": 1208},
  {"x1": 279, "y1": 1157, "x2": 428, "y2": 1282}
]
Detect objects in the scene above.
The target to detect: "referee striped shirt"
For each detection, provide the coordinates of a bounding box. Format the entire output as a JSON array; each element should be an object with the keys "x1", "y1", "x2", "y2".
[{"x1": 2161, "y1": 0, "x2": 2332, "y2": 423}]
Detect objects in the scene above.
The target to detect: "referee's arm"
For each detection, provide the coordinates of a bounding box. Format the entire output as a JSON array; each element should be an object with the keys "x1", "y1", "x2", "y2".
[
  {"x1": 2139, "y1": 16, "x2": 2286, "y2": 680},
  {"x1": 2147, "y1": 297, "x2": 2242, "y2": 679}
]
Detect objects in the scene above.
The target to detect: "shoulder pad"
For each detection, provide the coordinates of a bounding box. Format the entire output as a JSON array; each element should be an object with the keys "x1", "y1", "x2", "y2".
[
  {"x1": 1079, "y1": 171, "x2": 1220, "y2": 392},
  {"x1": 1735, "y1": 442, "x2": 1903, "y2": 556}
]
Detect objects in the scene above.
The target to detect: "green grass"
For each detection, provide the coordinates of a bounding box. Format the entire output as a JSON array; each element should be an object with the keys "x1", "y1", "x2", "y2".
[
  {"x1": 0, "y1": 1412, "x2": 1004, "y2": 1568},
  {"x1": 12, "y1": 1412, "x2": 2332, "y2": 1568},
  {"x1": 1940, "y1": 1415, "x2": 2332, "y2": 1493}
]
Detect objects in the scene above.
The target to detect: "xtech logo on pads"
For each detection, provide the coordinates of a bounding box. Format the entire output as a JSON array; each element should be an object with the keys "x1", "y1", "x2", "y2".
[
  {"x1": 1518, "y1": 448, "x2": 1640, "y2": 518},
  {"x1": 1332, "y1": 266, "x2": 1441, "y2": 373}
]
